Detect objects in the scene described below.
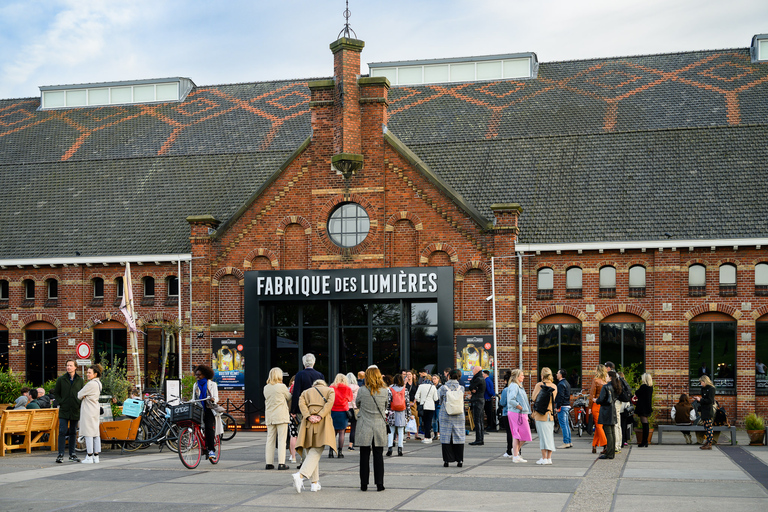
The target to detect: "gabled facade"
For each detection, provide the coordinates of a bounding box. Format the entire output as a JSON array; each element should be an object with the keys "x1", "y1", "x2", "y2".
[{"x1": 1, "y1": 34, "x2": 767, "y2": 423}]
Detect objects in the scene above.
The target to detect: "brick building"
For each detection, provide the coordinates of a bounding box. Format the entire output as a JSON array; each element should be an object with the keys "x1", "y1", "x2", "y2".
[{"x1": 1, "y1": 33, "x2": 767, "y2": 423}]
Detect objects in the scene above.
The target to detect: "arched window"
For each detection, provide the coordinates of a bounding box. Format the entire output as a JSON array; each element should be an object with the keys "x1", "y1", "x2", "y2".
[
  {"x1": 113, "y1": 277, "x2": 124, "y2": 308},
  {"x1": 25, "y1": 321, "x2": 58, "y2": 385},
  {"x1": 142, "y1": 277, "x2": 155, "y2": 306},
  {"x1": 538, "y1": 315, "x2": 581, "y2": 391},
  {"x1": 165, "y1": 275, "x2": 179, "y2": 306},
  {"x1": 689, "y1": 312, "x2": 736, "y2": 395},
  {"x1": 599, "y1": 266, "x2": 616, "y2": 298},
  {"x1": 0, "y1": 279, "x2": 8, "y2": 303},
  {"x1": 756, "y1": 263, "x2": 768, "y2": 296},
  {"x1": 566, "y1": 267, "x2": 582, "y2": 299},
  {"x1": 719, "y1": 264, "x2": 737, "y2": 296},
  {"x1": 22, "y1": 279, "x2": 35, "y2": 307},
  {"x1": 600, "y1": 313, "x2": 645, "y2": 373},
  {"x1": 45, "y1": 279, "x2": 59, "y2": 307},
  {"x1": 628, "y1": 265, "x2": 646, "y2": 297},
  {"x1": 688, "y1": 264, "x2": 706, "y2": 296},
  {"x1": 91, "y1": 277, "x2": 104, "y2": 307},
  {"x1": 537, "y1": 268, "x2": 553, "y2": 300}
]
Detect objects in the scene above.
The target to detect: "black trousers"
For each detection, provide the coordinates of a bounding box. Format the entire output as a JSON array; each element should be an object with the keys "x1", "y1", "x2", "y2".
[
  {"x1": 359, "y1": 441, "x2": 384, "y2": 487},
  {"x1": 421, "y1": 409, "x2": 434, "y2": 439},
  {"x1": 203, "y1": 407, "x2": 216, "y2": 452},
  {"x1": 58, "y1": 418, "x2": 77, "y2": 456},
  {"x1": 604, "y1": 423, "x2": 616, "y2": 458},
  {"x1": 471, "y1": 401, "x2": 484, "y2": 442},
  {"x1": 502, "y1": 413, "x2": 513, "y2": 455},
  {"x1": 349, "y1": 414, "x2": 357, "y2": 445},
  {"x1": 484, "y1": 399, "x2": 497, "y2": 431}
]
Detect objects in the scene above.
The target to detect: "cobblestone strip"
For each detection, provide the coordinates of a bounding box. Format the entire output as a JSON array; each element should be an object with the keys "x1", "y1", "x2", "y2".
[{"x1": 564, "y1": 448, "x2": 628, "y2": 512}]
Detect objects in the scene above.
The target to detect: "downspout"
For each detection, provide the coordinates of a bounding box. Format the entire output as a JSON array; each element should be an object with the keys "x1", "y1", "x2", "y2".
[
  {"x1": 188, "y1": 258, "x2": 193, "y2": 376},
  {"x1": 518, "y1": 252, "x2": 523, "y2": 369},
  {"x1": 490, "y1": 256, "x2": 498, "y2": 398},
  {"x1": 178, "y1": 259, "x2": 182, "y2": 378}
]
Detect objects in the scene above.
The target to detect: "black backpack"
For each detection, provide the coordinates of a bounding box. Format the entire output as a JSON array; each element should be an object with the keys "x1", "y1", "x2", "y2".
[
  {"x1": 618, "y1": 377, "x2": 632, "y2": 403},
  {"x1": 533, "y1": 385, "x2": 555, "y2": 415}
]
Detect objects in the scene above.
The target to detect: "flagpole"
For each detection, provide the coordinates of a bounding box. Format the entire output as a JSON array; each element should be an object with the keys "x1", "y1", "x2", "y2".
[{"x1": 122, "y1": 262, "x2": 142, "y2": 393}]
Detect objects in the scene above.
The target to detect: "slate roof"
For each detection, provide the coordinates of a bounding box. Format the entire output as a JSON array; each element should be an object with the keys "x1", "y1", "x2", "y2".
[{"x1": 1, "y1": 47, "x2": 767, "y2": 258}]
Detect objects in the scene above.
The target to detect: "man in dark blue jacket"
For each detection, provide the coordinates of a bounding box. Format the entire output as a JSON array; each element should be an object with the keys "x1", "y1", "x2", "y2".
[
  {"x1": 290, "y1": 353, "x2": 324, "y2": 416},
  {"x1": 483, "y1": 370, "x2": 497, "y2": 432},
  {"x1": 555, "y1": 369, "x2": 572, "y2": 448},
  {"x1": 468, "y1": 366, "x2": 486, "y2": 445}
]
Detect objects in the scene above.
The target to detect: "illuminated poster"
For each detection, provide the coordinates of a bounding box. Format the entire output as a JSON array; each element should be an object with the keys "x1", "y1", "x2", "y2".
[
  {"x1": 212, "y1": 337, "x2": 245, "y2": 390},
  {"x1": 456, "y1": 335, "x2": 494, "y2": 388}
]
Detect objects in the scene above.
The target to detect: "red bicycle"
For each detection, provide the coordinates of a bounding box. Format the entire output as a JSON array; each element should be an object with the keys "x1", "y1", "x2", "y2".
[{"x1": 172, "y1": 399, "x2": 221, "y2": 469}]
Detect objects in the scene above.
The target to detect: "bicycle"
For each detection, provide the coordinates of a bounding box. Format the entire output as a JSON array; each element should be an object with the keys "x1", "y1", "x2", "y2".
[
  {"x1": 173, "y1": 399, "x2": 221, "y2": 469},
  {"x1": 220, "y1": 412, "x2": 237, "y2": 442},
  {"x1": 571, "y1": 394, "x2": 590, "y2": 437}
]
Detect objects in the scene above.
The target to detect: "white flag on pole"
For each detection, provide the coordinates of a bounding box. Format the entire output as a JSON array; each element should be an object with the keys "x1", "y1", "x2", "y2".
[{"x1": 120, "y1": 262, "x2": 138, "y2": 332}]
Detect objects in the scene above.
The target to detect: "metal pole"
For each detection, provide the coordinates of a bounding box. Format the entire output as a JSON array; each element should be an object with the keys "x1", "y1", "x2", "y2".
[
  {"x1": 178, "y1": 259, "x2": 182, "y2": 378},
  {"x1": 490, "y1": 256, "x2": 498, "y2": 401},
  {"x1": 518, "y1": 252, "x2": 523, "y2": 369}
]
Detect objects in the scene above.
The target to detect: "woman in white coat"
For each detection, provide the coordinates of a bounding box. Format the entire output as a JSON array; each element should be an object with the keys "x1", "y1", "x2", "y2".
[
  {"x1": 77, "y1": 363, "x2": 103, "y2": 464},
  {"x1": 263, "y1": 367, "x2": 292, "y2": 470},
  {"x1": 193, "y1": 364, "x2": 224, "y2": 459}
]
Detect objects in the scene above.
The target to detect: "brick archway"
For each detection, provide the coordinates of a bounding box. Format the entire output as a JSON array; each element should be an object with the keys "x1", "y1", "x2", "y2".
[
  {"x1": 243, "y1": 248, "x2": 279, "y2": 270},
  {"x1": 456, "y1": 260, "x2": 492, "y2": 280},
  {"x1": 85, "y1": 313, "x2": 129, "y2": 330},
  {"x1": 0, "y1": 313, "x2": 11, "y2": 328},
  {"x1": 531, "y1": 305, "x2": 587, "y2": 323},
  {"x1": 419, "y1": 242, "x2": 459, "y2": 266},
  {"x1": 212, "y1": 267, "x2": 245, "y2": 286},
  {"x1": 385, "y1": 211, "x2": 423, "y2": 231},
  {"x1": 595, "y1": 304, "x2": 651, "y2": 321},
  {"x1": 684, "y1": 303, "x2": 741, "y2": 321},
  {"x1": 136, "y1": 311, "x2": 179, "y2": 328},
  {"x1": 752, "y1": 304, "x2": 768, "y2": 320}
]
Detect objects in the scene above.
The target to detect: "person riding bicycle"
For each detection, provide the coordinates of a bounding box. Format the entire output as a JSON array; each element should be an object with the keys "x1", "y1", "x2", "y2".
[{"x1": 193, "y1": 365, "x2": 224, "y2": 459}]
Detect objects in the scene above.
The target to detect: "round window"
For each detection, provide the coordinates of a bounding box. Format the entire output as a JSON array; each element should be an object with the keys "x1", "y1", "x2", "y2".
[{"x1": 327, "y1": 203, "x2": 370, "y2": 248}]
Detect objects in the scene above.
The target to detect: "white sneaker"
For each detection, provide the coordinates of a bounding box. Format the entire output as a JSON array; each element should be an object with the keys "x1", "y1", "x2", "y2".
[
  {"x1": 545, "y1": 459, "x2": 553, "y2": 465},
  {"x1": 81, "y1": 455, "x2": 93, "y2": 464},
  {"x1": 292, "y1": 472, "x2": 304, "y2": 493},
  {"x1": 289, "y1": 456, "x2": 296, "y2": 463},
  {"x1": 421, "y1": 438, "x2": 432, "y2": 444},
  {"x1": 93, "y1": 455, "x2": 100, "y2": 464},
  {"x1": 536, "y1": 458, "x2": 546, "y2": 465},
  {"x1": 502, "y1": 453, "x2": 512, "y2": 458},
  {"x1": 310, "y1": 482, "x2": 321, "y2": 492},
  {"x1": 512, "y1": 456, "x2": 527, "y2": 463}
]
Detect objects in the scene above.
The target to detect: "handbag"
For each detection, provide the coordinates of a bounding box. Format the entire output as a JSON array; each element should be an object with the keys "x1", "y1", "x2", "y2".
[
  {"x1": 368, "y1": 387, "x2": 390, "y2": 434},
  {"x1": 346, "y1": 409, "x2": 355, "y2": 421},
  {"x1": 405, "y1": 417, "x2": 418, "y2": 433}
]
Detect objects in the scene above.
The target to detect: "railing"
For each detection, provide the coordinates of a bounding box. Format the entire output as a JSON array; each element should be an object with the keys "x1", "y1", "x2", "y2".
[
  {"x1": 719, "y1": 285, "x2": 737, "y2": 297},
  {"x1": 565, "y1": 288, "x2": 582, "y2": 299},
  {"x1": 599, "y1": 287, "x2": 616, "y2": 298},
  {"x1": 688, "y1": 286, "x2": 706, "y2": 297},
  {"x1": 223, "y1": 399, "x2": 262, "y2": 428},
  {"x1": 536, "y1": 289, "x2": 553, "y2": 300},
  {"x1": 628, "y1": 287, "x2": 646, "y2": 298}
]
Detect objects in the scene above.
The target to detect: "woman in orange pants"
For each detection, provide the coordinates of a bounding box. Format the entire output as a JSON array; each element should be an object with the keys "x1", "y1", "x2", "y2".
[{"x1": 588, "y1": 364, "x2": 608, "y2": 454}]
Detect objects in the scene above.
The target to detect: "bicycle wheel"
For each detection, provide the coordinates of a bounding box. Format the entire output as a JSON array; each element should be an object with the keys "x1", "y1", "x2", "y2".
[
  {"x1": 123, "y1": 424, "x2": 147, "y2": 452},
  {"x1": 208, "y1": 435, "x2": 221, "y2": 464},
  {"x1": 165, "y1": 423, "x2": 181, "y2": 453},
  {"x1": 220, "y1": 413, "x2": 237, "y2": 441},
  {"x1": 178, "y1": 427, "x2": 201, "y2": 469}
]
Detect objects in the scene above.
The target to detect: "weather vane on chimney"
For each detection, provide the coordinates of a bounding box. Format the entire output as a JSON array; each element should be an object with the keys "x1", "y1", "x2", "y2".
[{"x1": 338, "y1": 0, "x2": 357, "y2": 39}]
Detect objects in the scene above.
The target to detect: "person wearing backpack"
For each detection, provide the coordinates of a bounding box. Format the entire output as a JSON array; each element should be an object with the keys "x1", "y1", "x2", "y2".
[
  {"x1": 414, "y1": 373, "x2": 439, "y2": 444},
  {"x1": 531, "y1": 367, "x2": 558, "y2": 465},
  {"x1": 438, "y1": 369, "x2": 465, "y2": 467},
  {"x1": 506, "y1": 368, "x2": 532, "y2": 463},
  {"x1": 385, "y1": 373, "x2": 411, "y2": 456},
  {"x1": 604, "y1": 361, "x2": 631, "y2": 453}
]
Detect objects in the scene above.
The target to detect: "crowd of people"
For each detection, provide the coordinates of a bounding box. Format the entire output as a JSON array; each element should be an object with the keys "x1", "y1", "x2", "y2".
[{"x1": 11, "y1": 353, "x2": 729, "y2": 493}]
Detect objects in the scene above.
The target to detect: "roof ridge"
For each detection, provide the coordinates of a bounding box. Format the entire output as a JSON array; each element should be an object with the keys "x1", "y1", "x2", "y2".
[
  {"x1": 539, "y1": 46, "x2": 749, "y2": 65},
  {"x1": 402, "y1": 122, "x2": 768, "y2": 148}
]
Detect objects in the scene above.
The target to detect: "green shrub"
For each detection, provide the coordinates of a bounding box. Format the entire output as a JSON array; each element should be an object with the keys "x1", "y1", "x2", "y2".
[
  {"x1": 181, "y1": 373, "x2": 196, "y2": 401},
  {"x1": 99, "y1": 353, "x2": 131, "y2": 404},
  {"x1": 744, "y1": 412, "x2": 765, "y2": 430},
  {"x1": 0, "y1": 368, "x2": 33, "y2": 404}
]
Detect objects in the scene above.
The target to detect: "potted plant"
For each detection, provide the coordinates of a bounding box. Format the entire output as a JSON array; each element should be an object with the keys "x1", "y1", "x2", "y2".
[{"x1": 744, "y1": 413, "x2": 765, "y2": 446}]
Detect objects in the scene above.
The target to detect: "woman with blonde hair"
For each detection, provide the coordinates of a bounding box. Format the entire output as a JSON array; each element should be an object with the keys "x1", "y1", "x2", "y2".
[
  {"x1": 263, "y1": 367, "x2": 291, "y2": 470},
  {"x1": 329, "y1": 373, "x2": 353, "y2": 458},
  {"x1": 588, "y1": 364, "x2": 608, "y2": 454},
  {"x1": 355, "y1": 365, "x2": 390, "y2": 491},
  {"x1": 635, "y1": 372, "x2": 654, "y2": 447},
  {"x1": 531, "y1": 367, "x2": 558, "y2": 465},
  {"x1": 77, "y1": 363, "x2": 103, "y2": 464},
  {"x1": 695, "y1": 375, "x2": 715, "y2": 450},
  {"x1": 506, "y1": 368, "x2": 532, "y2": 462}
]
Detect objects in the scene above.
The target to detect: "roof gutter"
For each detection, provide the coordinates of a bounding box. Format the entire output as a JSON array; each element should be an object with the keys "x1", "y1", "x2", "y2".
[
  {"x1": 516, "y1": 238, "x2": 768, "y2": 254},
  {"x1": 0, "y1": 253, "x2": 191, "y2": 268}
]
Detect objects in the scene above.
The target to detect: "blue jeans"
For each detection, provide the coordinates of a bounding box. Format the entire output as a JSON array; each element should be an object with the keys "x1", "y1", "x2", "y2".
[{"x1": 558, "y1": 406, "x2": 572, "y2": 445}]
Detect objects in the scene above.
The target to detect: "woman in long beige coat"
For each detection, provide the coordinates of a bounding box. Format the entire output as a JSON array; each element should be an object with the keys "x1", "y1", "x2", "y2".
[
  {"x1": 263, "y1": 367, "x2": 291, "y2": 470},
  {"x1": 77, "y1": 363, "x2": 103, "y2": 464},
  {"x1": 292, "y1": 379, "x2": 335, "y2": 493}
]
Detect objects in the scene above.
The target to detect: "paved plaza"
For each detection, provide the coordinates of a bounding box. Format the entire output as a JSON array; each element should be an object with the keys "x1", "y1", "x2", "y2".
[{"x1": 1, "y1": 429, "x2": 766, "y2": 511}]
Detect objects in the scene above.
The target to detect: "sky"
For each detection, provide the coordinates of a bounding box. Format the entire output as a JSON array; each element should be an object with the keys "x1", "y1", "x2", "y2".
[{"x1": 0, "y1": 0, "x2": 767, "y2": 99}]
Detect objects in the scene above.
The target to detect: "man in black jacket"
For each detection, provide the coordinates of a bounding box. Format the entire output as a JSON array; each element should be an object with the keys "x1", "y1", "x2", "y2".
[
  {"x1": 290, "y1": 353, "x2": 324, "y2": 416},
  {"x1": 555, "y1": 369, "x2": 572, "y2": 448},
  {"x1": 468, "y1": 366, "x2": 486, "y2": 445},
  {"x1": 53, "y1": 360, "x2": 84, "y2": 463}
]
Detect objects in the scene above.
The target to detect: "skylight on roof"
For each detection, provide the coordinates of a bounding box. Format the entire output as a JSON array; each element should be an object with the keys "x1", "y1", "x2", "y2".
[
  {"x1": 751, "y1": 34, "x2": 768, "y2": 63},
  {"x1": 39, "y1": 77, "x2": 194, "y2": 110},
  {"x1": 368, "y1": 53, "x2": 537, "y2": 85}
]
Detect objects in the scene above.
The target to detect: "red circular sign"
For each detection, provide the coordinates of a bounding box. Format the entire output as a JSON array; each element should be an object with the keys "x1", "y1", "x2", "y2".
[
  {"x1": 237, "y1": 344, "x2": 244, "y2": 352},
  {"x1": 484, "y1": 343, "x2": 492, "y2": 350},
  {"x1": 75, "y1": 342, "x2": 92, "y2": 359}
]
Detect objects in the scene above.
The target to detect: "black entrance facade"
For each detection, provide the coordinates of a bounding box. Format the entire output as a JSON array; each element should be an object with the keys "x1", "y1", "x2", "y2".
[{"x1": 244, "y1": 267, "x2": 454, "y2": 410}]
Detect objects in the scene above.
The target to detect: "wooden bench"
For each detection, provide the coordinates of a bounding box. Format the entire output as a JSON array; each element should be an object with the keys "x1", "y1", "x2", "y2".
[
  {"x1": 1, "y1": 408, "x2": 59, "y2": 456},
  {"x1": 657, "y1": 424, "x2": 736, "y2": 445}
]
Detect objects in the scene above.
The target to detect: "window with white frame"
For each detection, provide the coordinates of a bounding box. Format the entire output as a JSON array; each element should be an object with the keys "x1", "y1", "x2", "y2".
[
  {"x1": 628, "y1": 265, "x2": 646, "y2": 297},
  {"x1": 599, "y1": 266, "x2": 616, "y2": 297},
  {"x1": 756, "y1": 263, "x2": 768, "y2": 296},
  {"x1": 537, "y1": 268, "x2": 554, "y2": 299},
  {"x1": 566, "y1": 267, "x2": 582, "y2": 290},
  {"x1": 688, "y1": 264, "x2": 706, "y2": 296},
  {"x1": 719, "y1": 264, "x2": 737, "y2": 296}
]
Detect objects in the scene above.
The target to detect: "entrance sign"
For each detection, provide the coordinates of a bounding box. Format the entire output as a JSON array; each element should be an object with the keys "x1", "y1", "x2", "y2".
[
  {"x1": 212, "y1": 337, "x2": 245, "y2": 390},
  {"x1": 76, "y1": 342, "x2": 92, "y2": 359},
  {"x1": 456, "y1": 335, "x2": 495, "y2": 387}
]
